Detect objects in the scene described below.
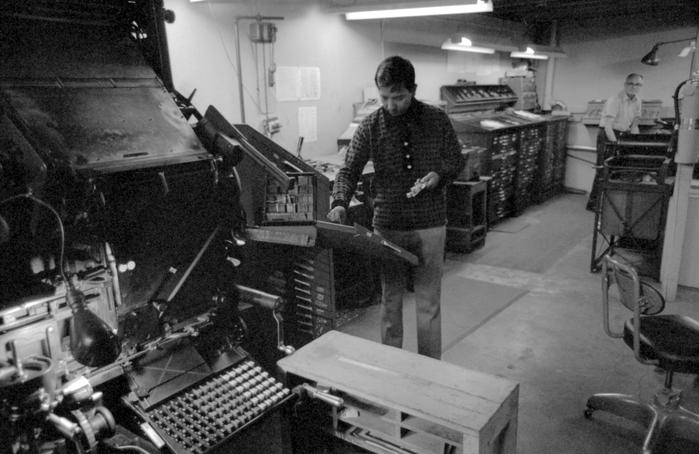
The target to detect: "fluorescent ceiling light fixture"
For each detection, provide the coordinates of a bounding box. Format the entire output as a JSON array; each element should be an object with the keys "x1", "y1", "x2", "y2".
[
  {"x1": 441, "y1": 37, "x2": 494, "y2": 54},
  {"x1": 340, "y1": 0, "x2": 493, "y2": 20},
  {"x1": 510, "y1": 44, "x2": 567, "y2": 59},
  {"x1": 510, "y1": 46, "x2": 548, "y2": 60}
]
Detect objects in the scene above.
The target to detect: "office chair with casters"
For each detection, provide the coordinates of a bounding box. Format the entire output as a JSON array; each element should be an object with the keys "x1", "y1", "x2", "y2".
[{"x1": 584, "y1": 254, "x2": 699, "y2": 453}]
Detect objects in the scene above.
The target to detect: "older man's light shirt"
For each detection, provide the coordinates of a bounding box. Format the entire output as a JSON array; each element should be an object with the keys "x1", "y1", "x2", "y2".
[{"x1": 599, "y1": 90, "x2": 641, "y2": 131}]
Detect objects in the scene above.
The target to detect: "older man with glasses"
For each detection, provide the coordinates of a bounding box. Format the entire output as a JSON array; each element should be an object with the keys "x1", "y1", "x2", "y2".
[{"x1": 587, "y1": 73, "x2": 644, "y2": 211}]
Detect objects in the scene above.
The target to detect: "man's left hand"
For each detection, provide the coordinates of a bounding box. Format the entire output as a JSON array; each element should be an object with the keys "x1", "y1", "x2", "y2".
[
  {"x1": 406, "y1": 172, "x2": 440, "y2": 198},
  {"x1": 419, "y1": 171, "x2": 440, "y2": 189}
]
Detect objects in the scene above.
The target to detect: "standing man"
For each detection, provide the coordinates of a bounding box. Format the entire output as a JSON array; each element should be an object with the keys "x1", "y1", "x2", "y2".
[
  {"x1": 327, "y1": 56, "x2": 464, "y2": 359},
  {"x1": 587, "y1": 73, "x2": 644, "y2": 210}
]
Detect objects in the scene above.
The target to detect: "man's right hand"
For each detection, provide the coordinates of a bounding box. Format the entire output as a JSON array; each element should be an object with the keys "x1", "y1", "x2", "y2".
[{"x1": 327, "y1": 206, "x2": 347, "y2": 224}]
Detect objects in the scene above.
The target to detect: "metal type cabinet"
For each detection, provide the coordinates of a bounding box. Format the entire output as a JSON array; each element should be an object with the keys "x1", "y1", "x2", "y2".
[
  {"x1": 590, "y1": 155, "x2": 672, "y2": 278},
  {"x1": 447, "y1": 179, "x2": 488, "y2": 252},
  {"x1": 244, "y1": 222, "x2": 417, "y2": 348},
  {"x1": 514, "y1": 124, "x2": 544, "y2": 213},
  {"x1": 488, "y1": 130, "x2": 520, "y2": 225},
  {"x1": 536, "y1": 117, "x2": 569, "y2": 203},
  {"x1": 287, "y1": 247, "x2": 337, "y2": 344},
  {"x1": 450, "y1": 115, "x2": 567, "y2": 225},
  {"x1": 449, "y1": 112, "x2": 568, "y2": 226},
  {"x1": 237, "y1": 231, "x2": 338, "y2": 347}
]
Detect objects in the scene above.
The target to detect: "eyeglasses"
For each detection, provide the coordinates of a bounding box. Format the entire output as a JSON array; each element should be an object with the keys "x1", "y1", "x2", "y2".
[{"x1": 625, "y1": 82, "x2": 643, "y2": 87}]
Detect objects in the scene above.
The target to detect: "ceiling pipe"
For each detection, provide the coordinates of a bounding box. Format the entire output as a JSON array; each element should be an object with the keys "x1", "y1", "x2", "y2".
[{"x1": 543, "y1": 20, "x2": 559, "y2": 110}]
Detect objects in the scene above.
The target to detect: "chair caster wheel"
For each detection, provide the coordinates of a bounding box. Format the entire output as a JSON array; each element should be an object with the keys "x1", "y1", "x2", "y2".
[{"x1": 584, "y1": 408, "x2": 594, "y2": 419}]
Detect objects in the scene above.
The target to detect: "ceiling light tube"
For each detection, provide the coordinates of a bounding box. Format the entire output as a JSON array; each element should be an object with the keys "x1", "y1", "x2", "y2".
[
  {"x1": 510, "y1": 47, "x2": 548, "y2": 60},
  {"x1": 343, "y1": 0, "x2": 492, "y2": 20},
  {"x1": 441, "y1": 38, "x2": 494, "y2": 54},
  {"x1": 510, "y1": 51, "x2": 548, "y2": 60}
]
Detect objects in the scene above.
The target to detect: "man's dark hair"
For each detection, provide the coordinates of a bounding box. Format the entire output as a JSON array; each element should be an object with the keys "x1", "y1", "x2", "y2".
[{"x1": 374, "y1": 56, "x2": 416, "y2": 91}]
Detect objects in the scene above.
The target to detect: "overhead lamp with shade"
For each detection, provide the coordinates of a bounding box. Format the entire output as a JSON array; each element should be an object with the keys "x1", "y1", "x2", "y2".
[{"x1": 641, "y1": 37, "x2": 696, "y2": 65}]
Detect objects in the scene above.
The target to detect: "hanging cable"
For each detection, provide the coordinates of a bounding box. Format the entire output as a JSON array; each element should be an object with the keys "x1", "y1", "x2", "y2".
[
  {"x1": 234, "y1": 13, "x2": 284, "y2": 123},
  {"x1": 252, "y1": 40, "x2": 262, "y2": 115},
  {"x1": 270, "y1": 37, "x2": 276, "y2": 90},
  {"x1": 0, "y1": 192, "x2": 67, "y2": 284},
  {"x1": 202, "y1": 2, "x2": 265, "y2": 120},
  {"x1": 379, "y1": 19, "x2": 385, "y2": 59},
  {"x1": 673, "y1": 79, "x2": 690, "y2": 127},
  {"x1": 262, "y1": 38, "x2": 270, "y2": 130}
]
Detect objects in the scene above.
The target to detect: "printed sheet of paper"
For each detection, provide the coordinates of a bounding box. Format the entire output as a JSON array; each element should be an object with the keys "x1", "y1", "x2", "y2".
[
  {"x1": 298, "y1": 106, "x2": 318, "y2": 142},
  {"x1": 275, "y1": 66, "x2": 321, "y2": 101},
  {"x1": 275, "y1": 66, "x2": 299, "y2": 101},
  {"x1": 298, "y1": 67, "x2": 321, "y2": 101}
]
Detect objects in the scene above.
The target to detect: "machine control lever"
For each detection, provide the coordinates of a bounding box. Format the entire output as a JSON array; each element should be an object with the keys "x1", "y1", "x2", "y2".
[
  {"x1": 236, "y1": 284, "x2": 295, "y2": 355},
  {"x1": 296, "y1": 383, "x2": 344, "y2": 408}
]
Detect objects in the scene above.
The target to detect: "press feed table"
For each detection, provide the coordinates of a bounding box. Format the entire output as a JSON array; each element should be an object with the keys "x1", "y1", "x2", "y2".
[
  {"x1": 590, "y1": 142, "x2": 672, "y2": 278},
  {"x1": 278, "y1": 331, "x2": 518, "y2": 454}
]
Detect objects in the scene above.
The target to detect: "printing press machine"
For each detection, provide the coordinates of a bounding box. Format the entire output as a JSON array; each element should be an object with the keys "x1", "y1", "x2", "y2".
[
  {"x1": 0, "y1": 2, "x2": 307, "y2": 453},
  {"x1": 0, "y1": 3, "x2": 521, "y2": 454},
  {"x1": 0, "y1": 2, "x2": 434, "y2": 453}
]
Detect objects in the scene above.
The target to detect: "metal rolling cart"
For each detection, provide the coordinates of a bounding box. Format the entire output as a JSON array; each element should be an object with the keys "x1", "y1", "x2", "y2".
[{"x1": 590, "y1": 138, "x2": 673, "y2": 278}]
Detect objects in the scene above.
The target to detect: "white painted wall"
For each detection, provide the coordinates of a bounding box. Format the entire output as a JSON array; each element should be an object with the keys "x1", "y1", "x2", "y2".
[
  {"x1": 553, "y1": 26, "x2": 696, "y2": 116},
  {"x1": 163, "y1": 1, "x2": 694, "y2": 189},
  {"x1": 164, "y1": 0, "x2": 524, "y2": 162},
  {"x1": 548, "y1": 24, "x2": 696, "y2": 191}
]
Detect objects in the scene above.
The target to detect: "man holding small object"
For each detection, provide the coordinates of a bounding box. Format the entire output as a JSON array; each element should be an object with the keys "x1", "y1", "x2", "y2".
[{"x1": 327, "y1": 56, "x2": 464, "y2": 359}]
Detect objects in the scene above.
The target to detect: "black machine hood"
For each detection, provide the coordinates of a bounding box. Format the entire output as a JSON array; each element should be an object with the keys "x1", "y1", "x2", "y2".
[{"x1": 0, "y1": 0, "x2": 207, "y2": 176}]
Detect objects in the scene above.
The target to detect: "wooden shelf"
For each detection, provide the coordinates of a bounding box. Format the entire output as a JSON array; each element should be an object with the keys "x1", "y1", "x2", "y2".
[{"x1": 401, "y1": 414, "x2": 463, "y2": 445}]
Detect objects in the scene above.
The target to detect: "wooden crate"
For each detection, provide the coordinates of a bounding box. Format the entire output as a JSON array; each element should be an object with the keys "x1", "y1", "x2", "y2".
[{"x1": 278, "y1": 331, "x2": 518, "y2": 454}]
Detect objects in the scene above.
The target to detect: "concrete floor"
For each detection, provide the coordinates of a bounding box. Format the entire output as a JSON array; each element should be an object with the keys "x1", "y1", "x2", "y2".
[{"x1": 338, "y1": 192, "x2": 699, "y2": 454}]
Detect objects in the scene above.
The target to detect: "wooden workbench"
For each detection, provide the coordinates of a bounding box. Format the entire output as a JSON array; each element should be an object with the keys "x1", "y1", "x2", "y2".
[{"x1": 277, "y1": 330, "x2": 518, "y2": 454}]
